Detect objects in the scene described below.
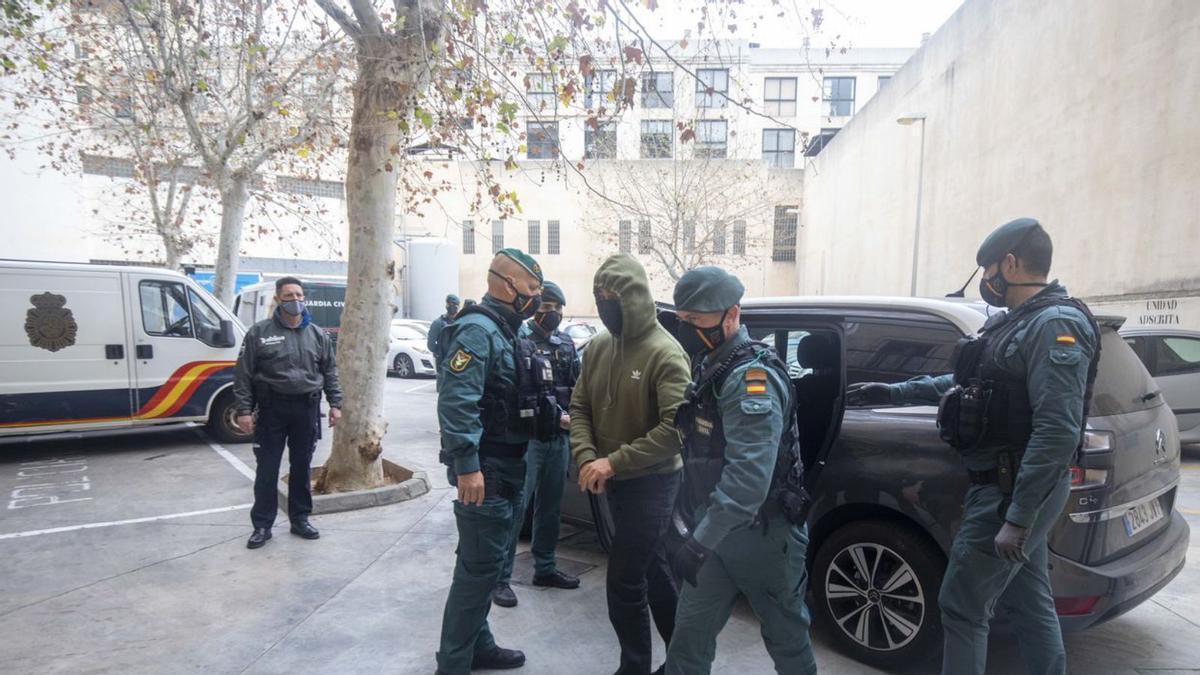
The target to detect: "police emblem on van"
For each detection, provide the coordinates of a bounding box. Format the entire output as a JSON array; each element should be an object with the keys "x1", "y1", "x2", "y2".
[{"x1": 24, "y1": 292, "x2": 78, "y2": 352}]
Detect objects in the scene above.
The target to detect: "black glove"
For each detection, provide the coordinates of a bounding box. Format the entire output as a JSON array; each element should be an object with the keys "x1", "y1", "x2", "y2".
[
  {"x1": 671, "y1": 537, "x2": 711, "y2": 587},
  {"x1": 846, "y1": 382, "x2": 892, "y2": 407},
  {"x1": 993, "y1": 521, "x2": 1030, "y2": 563}
]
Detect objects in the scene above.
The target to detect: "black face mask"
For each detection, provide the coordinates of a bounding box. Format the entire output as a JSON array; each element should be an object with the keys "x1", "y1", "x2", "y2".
[
  {"x1": 676, "y1": 310, "x2": 728, "y2": 357},
  {"x1": 596, "y1": 297, "x2": 623, "y2": 336},
  {"x1": 534, "y1": 310, "x2": 562, "y2": 332},
  {"x1": 490, "y1": 270, "x2": 541, "y2": 318},
  {"x1": 446, "y1": 304, "x2": 459, "y2": 318},
  {"x1": 979, "y1": 265, "x2": 1047, "y2": 308}
]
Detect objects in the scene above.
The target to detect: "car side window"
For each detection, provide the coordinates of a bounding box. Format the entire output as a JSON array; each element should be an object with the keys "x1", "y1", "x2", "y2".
[
  {"x1": 188, "y1": 289, "x2": 225, "y2": 347},
  {"x1": 1152, "y1": 336, "x2": 1200, "y2": 376},
  {"x1": 139, "y1": 280, "x2": 193, "y2": 338},
  {"x1": 844, "y1": 318, "x2": 960, "y2": 385}
]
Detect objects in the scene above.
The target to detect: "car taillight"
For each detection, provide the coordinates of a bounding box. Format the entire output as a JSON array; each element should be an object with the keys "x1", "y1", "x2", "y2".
[
  {"x1": 1069, "y1": 466, "x2": 1108, "y2": 489},
  {"x1": 1054, "y1": 595, "x2": 1100, "y2": 616},
  {"x1": 1082, "y1": 430, "x2": 1113, "y2": 453}
]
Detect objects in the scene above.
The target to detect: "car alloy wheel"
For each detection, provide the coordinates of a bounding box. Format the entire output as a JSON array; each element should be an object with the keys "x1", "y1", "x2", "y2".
[
  {"x1": 825, "y1": 541, "x2": 927, "y2": 652},
  {"x1": 395, "y1": 354, "x2": 414, "y2": 378}
]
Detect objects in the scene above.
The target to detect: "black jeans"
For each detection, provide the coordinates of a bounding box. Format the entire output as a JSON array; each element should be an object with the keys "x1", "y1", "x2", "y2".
[
  {"x1": 250, "y1": 395, "x2": 320, "y2": 529},
  {"x1": 606, "y1": 470, "x2": 681, "y2": 675}
]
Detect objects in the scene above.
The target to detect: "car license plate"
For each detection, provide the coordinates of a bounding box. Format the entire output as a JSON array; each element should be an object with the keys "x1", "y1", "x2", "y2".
[{"x1": 1123, "y1": 498, "x2": 1165, "y2": 537}]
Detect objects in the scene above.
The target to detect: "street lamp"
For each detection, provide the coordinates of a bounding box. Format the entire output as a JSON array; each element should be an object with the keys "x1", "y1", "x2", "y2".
[{"x1": 897, "y1": 112, "x2": 927, "y2": 297}]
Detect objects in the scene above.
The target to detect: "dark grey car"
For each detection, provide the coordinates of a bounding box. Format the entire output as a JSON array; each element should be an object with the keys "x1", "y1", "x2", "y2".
[{"x1": 556, "y1": 296, "x2": 1189, "y2": 668}]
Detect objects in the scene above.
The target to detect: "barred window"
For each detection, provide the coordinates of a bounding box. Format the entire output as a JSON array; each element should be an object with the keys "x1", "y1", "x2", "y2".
[
  {"x1": 638, "y1": 219, "x2": 652, "y2": 253},
  {"x1": 81, "y1": 153, "x2": 135, "y2": 178},
  {"x1": 733, "y1": 220, "x2": 746, "y2": 255},
  {"x1": 763, "y1": 78, "x2": 797, "y2": 117},
  {"x1": 640, "y1": 120, "x2": 672, "y2": 159},
  {"x1": 712, "y1": 222, "x2": 726, "y2": 255},
  {"x1": 683, "y1": 222, "x2": 695, "y2": 253},
  {"x1": 772, "y1": 206, "x2": 798, "y2": 262},
  {"x1": 462, "y1": 220, "x2": 476, "y2": 255},
  {"x1": 528, "y1": 220, "x2": 541, "y2": 254},
  {"x1": 619, "y1": 220, "x2": 632, "y2": 254},
  {"x1": 695, "y1": 120, "x2": 727, "y2": 159},
  {"x1": 492, "y1": 220, "x2": 505, "y2": 254},
  {"x1": 547, "y1": 220, "x2": 561, "y2": 255},
  {"x1": 696, "y1": 69, "x2": 728, "y2": 108},
  {"x1": 276, "y1": 176, "x2": 344, "y2": 199}
]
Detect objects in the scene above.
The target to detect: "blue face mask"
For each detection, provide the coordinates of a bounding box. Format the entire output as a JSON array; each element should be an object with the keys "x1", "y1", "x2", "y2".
[{"x1": 281, "y1": 300, "x2": 305, "y2": 316}]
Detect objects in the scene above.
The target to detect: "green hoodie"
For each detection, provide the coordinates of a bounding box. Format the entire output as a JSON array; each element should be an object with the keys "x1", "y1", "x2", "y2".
[{"x1": 570, "y1": 254, "x2": 688, "y2": 478}]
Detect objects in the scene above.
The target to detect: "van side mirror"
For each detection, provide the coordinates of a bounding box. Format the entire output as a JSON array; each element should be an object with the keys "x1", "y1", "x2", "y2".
[{"x1": 217, "y1": 319, "x2": 237, "y2": 348}]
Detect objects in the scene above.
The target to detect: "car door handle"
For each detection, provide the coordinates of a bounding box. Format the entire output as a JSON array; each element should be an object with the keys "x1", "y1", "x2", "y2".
[
  {"x1": 136, "y1": 345, "x2": 154, "y2": 359},
  {"x1": 105, "y1": 344, "x2": 125, "y2": 359}
]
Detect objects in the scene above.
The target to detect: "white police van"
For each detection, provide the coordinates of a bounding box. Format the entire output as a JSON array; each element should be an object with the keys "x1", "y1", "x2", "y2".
[{"x1": 0, "y1": 260, "x2": 250, "y2": 443}]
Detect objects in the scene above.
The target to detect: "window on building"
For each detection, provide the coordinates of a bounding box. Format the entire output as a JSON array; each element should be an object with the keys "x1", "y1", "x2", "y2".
[
  {"x1": 641, "y1": 71, "x2": 673, "y2": 108},
  {"x1": 712, "y1": 222, "x2": 727, "y2": 255},
  {"x1": 772, "y1": 206, "x2": 798, "y2": 261},
  {"x1": 619, "y1": 220, "x2": 632, "y2": 254},
  {"x1": 695, "y1": 120, "x2": 727, "y2": 159},
  {"x1": 527, "y1": 121, "x2": 559, "y2": 159},
  {"x1": 526, "y1": 72, "x2": 555, "y2": 110},
  {"x1": 491, "y1": 220, "x2": 505, "y2": 254},
  {"x1": 763, "y1": 77, "x2": 797, "y2": 117},
  {"x1": 276, "y1": 176, "x2": 345, "y2": 199},
  {"x1": 76, "y1": 85, "x2": 93, "y2": 105},
  {"x1": 585, "y1": 69, "x2": 617, "y2": 108},
  {"x1": 528, "y1": 220, "x2": 541, "y2": 254},
  {"x1": 114, "y1": 94, "x2": 134, "y2": 119},
  {"x1": 822, "y1": 77, "x2": 856, "y2": 117},
  {"x1": 547, "y1": 220, "x2": 561, "y2": 254},
  {"x1": 683, "y1": 222, "x2": 695, "y2": 253},
  {"x1": 733, "y1": 220, "x2": 747, "y2": 255},
  {"x1": 636, "y1": 220, "x2": 652, "y2": 253},
  {"x1": 585, "y1": 122, "x2": 617, "y2": 159},
  {"x1": 878, "y1": 75, "x2": 892, "y2": 90},
  {"x1": 640, "y1": 120, "x2": 673, "y2": 158},
  {"x1": 462, "y1": 220, "x2": 475, "y2": 254},
  {"x1": 80, "y1": 153, "x2": 135, "y2": 178},
  {"x1": 696, "y1": 68, "x2": 729, "y2": 108},
  {"x1": 762, "y1": 129, "x2": 796, "y2": 168}
]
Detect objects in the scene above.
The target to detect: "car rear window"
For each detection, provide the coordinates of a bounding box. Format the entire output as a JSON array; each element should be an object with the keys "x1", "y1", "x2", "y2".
[{"x1": 1091, "y1": 328, "x2": 1162, "y2": 416}]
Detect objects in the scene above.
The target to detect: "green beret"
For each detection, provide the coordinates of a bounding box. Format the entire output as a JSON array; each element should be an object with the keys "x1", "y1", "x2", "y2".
[
  {"x1": 445, "y1": 294, "x2": 460, "y2": 305},
  {"x1": 463, "y1": 298, "x2": 476, "y2": 306},
  {"x1": 976, "y1": 217, "x2": 1042, "y2": 267},
  {"x1": 541, "y1": 280, "x2": 566, "y2": 306},
  {"x1": 497, "y1": 247, "x2": 544, "y2": 284},
  {"x1": 673, "y1": 266, "x2": 744, "y2": 312}
]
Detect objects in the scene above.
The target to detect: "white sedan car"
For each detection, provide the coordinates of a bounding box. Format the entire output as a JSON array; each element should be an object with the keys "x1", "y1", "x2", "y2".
[{"x1": 387, "y1": 321, "x2": 436, "y2": 378}]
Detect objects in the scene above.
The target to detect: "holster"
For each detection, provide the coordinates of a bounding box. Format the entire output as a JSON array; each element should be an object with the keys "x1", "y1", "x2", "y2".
[{"x1": 995, "y1": 450, "x2": 1021, "y2": 519}]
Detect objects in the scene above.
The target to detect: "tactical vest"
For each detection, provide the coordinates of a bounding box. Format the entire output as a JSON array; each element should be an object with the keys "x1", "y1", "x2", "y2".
[
  {"x1": 446, "y1": 304, "x2": 558, "y2": 451},
  {"x1": 937, "y1": 294, "x2": 1101, "y2": 454},
  {"x1": 674, "y1": 341, "x2": 808, "y2": 529},
  {"x1": 534, "y1": 329, "x2": 579, "y2": 415}
]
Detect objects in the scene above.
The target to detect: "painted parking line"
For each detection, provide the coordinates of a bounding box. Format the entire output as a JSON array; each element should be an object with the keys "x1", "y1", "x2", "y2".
[
  {"x1": 1179, "y1": 508, "x2": 1200, "y2": 516},
  {"x1": 200, "y1": 433, "x2": 256, "y2": 482},
  {"x1": 0, "y1": 503, "x2": 252, "y2": 540},
  {"x1": 404, "y1": 381, "x2": 436, "y2": 394}
]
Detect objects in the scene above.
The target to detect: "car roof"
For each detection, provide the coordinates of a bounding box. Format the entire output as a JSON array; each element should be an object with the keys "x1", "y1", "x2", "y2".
[
  {"x1": 0, "y1": 259, "x2": 188, "y2": 278},
  {"x1": 1120, "y1": 327, "x2": 1200, "y2": 339},
  {"x1": 740, "y1": 295, "x2": 989, "y2": 333}
]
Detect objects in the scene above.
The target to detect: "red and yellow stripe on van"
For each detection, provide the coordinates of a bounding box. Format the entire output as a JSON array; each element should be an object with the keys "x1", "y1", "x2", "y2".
[{"x1": 0, "y1": 360, "x2": 235, "y2": 429}]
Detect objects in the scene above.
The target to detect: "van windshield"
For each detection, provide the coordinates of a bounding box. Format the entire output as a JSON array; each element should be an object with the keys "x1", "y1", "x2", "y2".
[{"x1": 1092, "y1": 328, "x2": 1162, "y2": 417}]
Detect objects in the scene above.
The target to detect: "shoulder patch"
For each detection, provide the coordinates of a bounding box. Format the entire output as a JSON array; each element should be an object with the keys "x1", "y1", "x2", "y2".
[
  {"x1": 745, "y1": 367, "x2": 768, "y2": 395},
  {"x1": 1055, "y1": 334, "x2": 1077, "y2": 345},
  {"x1": 448, "y1": 349, "x2": 474, "y2": 373}
]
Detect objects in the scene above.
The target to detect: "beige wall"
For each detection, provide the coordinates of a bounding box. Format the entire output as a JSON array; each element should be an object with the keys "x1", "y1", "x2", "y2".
[{"x1": 797, "y1": 0, "x2": 1200, "y2": 328}]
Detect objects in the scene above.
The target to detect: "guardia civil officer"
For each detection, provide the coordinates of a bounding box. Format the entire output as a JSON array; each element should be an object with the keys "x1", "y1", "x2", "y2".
[
  {"x1": 233, "y1": 276, "x2": 343, "y2": 550},
  {"x1": 848, "y1": 218, "x2": 1099, "y2": 675},
  {"x1": 435, "y1": 249, "x2": 549, "y2": 674},
  {"x1": 428, "y1": 293, "x2": 461, "y2": 372},
  {"x1": 494, "y1": 281, "x2": 582, "y2": 608},
  {"x1": 665, "y1": 266, "x2": 817, "y2": 675}
]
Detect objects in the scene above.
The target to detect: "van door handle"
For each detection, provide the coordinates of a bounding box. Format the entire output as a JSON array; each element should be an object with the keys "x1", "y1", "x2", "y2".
[
  {"x1": 105, "y1": 344, "x2": 125, "y2": 359},
  {"x1": 136, "y1": 345, "x2": 154, "y2": 359}
]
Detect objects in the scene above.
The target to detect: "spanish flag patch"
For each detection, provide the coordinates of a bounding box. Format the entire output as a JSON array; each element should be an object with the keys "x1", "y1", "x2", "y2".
[
  {"x1": 745, "y1": 368, "x2": 768, "y2": 395},
  {"x1": 1055, "y1": 334, "x2": 1077, "y2": 345}
]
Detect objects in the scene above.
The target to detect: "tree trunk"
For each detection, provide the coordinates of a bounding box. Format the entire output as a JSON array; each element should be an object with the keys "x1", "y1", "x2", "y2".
[
  {"x1": 212, "y1": 174, "x2": 250, "y2": 307},
  {"x1": 319, "y1": 33, "x2": 424, "y2": 493}
]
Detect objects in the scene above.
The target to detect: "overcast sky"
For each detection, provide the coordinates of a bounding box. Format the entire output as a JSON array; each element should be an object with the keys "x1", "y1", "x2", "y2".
[{"x1": 635, "y1": 0, "x2": 966, "y2": 49}]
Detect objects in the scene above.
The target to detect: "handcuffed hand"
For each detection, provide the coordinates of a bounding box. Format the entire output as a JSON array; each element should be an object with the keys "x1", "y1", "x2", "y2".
[
  {"x1": 846, "y1": 382, "x2": 891, "y2": 407},
  {"x1": 578, "y1": 458, "x2": 614, "y2": 494},
  {"x1": 671, "y1": 537, "x2": 711, "y2": 587},
  {"x1": 328, "y1": 407, "x2": 342, "y2": 428},
  {"x1": 993, "y1": 521, "x2": 1030, "y2": 563},
  {"x1": 236, "y1": 415, "x2": 254, "y2": 434},
  {"x1": 457, "y1": 470, "x2": 486, "y2": 506}
]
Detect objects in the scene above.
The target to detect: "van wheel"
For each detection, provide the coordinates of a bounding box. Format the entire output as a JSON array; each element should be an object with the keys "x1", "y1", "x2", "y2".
[
  {"x1": 207, "y1": 392, "x2": 252, "y2": 444},
  {"x1": 812, "y1": 520, "x2": 945, "y2": 669}
]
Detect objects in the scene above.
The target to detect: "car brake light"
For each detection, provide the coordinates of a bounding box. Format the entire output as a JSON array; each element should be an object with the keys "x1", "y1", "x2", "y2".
[
  {"x1": 1054, "y1": 595, "x2": 1100, "y2": 616},
  {"x1": 1069, "y1": 466, "x2": 1108, "y2": 489}
]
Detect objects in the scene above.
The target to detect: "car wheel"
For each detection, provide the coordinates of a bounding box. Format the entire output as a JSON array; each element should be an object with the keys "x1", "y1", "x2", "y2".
[
  {"x1": 811, "y1": 519, "x2": 945, "y2": 669},
  {"x1": 207, "y1": 391, "x2": 252, "y2": 444},
  {"x1": 394, "y1": 354, "x2": 414, "y2": 379}
]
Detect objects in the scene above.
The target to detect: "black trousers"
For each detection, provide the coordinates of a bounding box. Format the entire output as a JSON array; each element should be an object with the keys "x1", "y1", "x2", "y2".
[
  {"x1": 606, "y1": 471, "x2": 682, "y2": 675},
  {"x1": 250, "y1": 395, "x2": 320, "y2": 529}
]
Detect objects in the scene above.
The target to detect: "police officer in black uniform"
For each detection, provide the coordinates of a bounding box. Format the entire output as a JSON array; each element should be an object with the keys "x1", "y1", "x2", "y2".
[{"x1": 233, "y1": 277, "x2": 343, "y2": 550}]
